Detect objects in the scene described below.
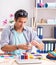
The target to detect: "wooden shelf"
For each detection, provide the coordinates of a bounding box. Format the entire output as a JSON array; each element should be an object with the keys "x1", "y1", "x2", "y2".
[
  {"x1": 42, "y1": 38, "x2": 56, "y2": 41},
  {"x1": 36, "y1": 23, "x2": 56, "y2": 26},
  {"x1": 36, "y1": 8, "x2": 56, "y2": 10}
]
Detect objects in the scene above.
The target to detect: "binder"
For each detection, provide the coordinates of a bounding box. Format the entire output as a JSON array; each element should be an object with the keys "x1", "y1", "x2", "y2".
[
  {"x1": 55, "y1": 43, "x2": 56, "y2": 49},
  {"x1": 45, "y1": 43, "x2": 48, "y2": 52},
  {"x1": 37, "y1": 41, "x2": 56, "y2": 53},
  {"x1": 50, "y1": 43, "x2": 53, "y2": 51},
  {"x1": 37, "y1": 26, "x2": 43, "y2": 39},
  {"x1": 47, "y1": 43, "x2": 50, "y2": 52}
]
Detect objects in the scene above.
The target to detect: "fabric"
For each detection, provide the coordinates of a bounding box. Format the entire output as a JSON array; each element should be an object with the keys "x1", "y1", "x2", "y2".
[
  {"x1": 49, "y1": 51, "x2": 56, "y2": 56},
  {"x1": 46, "y1": 55, "x2": 56, "y2": 60}
]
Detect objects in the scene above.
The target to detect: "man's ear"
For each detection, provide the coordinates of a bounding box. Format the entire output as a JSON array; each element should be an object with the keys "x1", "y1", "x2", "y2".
[{"x1": 14, "y1": 18, "x2": 17, "y2": 22}]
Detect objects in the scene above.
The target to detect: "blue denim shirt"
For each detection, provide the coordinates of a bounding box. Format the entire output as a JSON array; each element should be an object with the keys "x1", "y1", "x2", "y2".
[{"x1": 0, "y1": 25, "x2": 42, "y2": 53}]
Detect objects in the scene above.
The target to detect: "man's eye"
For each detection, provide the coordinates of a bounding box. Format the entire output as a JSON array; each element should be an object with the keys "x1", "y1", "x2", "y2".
[{"x1": 19, "y1": 21, "x2": 21, "y2": 22}]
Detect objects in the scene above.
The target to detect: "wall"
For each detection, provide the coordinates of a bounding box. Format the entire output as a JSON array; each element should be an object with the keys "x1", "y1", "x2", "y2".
[{"x1": 0, "y1": 0, "x2": 34, "y2": 27}]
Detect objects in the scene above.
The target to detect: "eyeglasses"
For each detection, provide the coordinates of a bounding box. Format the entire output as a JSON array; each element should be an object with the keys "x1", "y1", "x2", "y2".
[{"x1": 18, "y1": 12, "x2": 28, "y2": 17}]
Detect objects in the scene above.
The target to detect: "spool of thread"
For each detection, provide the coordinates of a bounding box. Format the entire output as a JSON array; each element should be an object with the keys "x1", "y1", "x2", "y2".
[
  {"x1": 25, "y1": 54, "x2": 28, "y2": 59},
  {"x1": 21, "y1": 55, "x2": 24, "y2": 59},
  {"x1": 37, "y1": 3, "x2": 44, "y2": 8},
  {"x1": 39, "y1": 3, "x2": 44, "y2": 7},
  {"x1": 29, "y1": 54, "x2": 34, "y2": 59},
  {"x1": 37, "y1": 3, "x2": 41, "y2": 8},
  {"x1": 45, "y1": 3, "x2": 48, "y2": 8},
  {"x1": 23, "y1": 53, "x2": 28, "y2": 59},
  {"x1": 45, "y1": 3, "x2": 56, "y2": 8}
]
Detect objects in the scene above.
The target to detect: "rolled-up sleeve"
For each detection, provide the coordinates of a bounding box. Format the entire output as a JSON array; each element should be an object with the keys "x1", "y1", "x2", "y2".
[{"x1": 0, "y1": 29, "x2": 10, "y2": 48}]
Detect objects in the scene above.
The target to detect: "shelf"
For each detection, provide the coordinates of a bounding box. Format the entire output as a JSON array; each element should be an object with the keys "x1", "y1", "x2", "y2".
[
  {"x1": 36, "y1": 23, "x2": 56, "y2": 26},
  {"x1": 42, "y1": 38, "x2": 56, "y2": 41},
  {"x1": 36, "y1": 8, "x2": 56, "y2": 10}
]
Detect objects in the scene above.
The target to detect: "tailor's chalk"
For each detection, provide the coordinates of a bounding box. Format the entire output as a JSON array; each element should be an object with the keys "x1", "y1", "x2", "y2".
[
  {"x1": 9, "y1": 55, "x2": 14, "y2": 59},
  {"x1": 31, "y1": 52, "x2": 35, "y2": 54},
  {"x1": 0, "y1": 55, "x2": 4, "y2": 58}
]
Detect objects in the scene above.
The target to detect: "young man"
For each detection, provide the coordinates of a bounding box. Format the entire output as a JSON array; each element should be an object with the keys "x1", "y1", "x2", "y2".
[{"x1": 0, "y1": 9, "x2": 44, "y2": 55}]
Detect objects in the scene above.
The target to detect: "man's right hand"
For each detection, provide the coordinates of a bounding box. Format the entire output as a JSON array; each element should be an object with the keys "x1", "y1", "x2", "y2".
[{"x1": 18, "y1": 44, "x2": 32, "y2": 50}]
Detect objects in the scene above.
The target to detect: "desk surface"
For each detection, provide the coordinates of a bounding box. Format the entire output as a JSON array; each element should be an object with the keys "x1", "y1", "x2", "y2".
[
  {"x1": 0, "y1": 50, "x2": 56, "y2": 65},
  {"x1": 0, "y1": 53, "x2": 56, "y2": 65}
]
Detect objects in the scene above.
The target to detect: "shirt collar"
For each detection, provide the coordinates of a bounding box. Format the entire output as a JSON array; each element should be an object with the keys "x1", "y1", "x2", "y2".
[{"x1": 10, "y1": 24, "x2": 27, "y2": 31}]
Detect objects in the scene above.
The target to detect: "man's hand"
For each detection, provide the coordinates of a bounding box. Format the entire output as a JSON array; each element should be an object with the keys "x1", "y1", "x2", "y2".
[
  {"x1": 30, "y1": 40, "x2": 44, "y2": 50},
  {"x1": 30, "y1": 40, "x2": 38, "y2": 46},
  {"x1": 18, "y1": 44, "x2": 32, "y2": 50}
]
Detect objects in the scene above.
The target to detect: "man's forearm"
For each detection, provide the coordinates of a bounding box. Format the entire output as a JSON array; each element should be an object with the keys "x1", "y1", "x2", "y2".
[
  {"x1": 1, "y1": 44, "x2": 32, "y2": 52},
  {"x1": 1, "y1": 45, "x2": 17, "y2": 52},
  {"x1": 31, "y1": 40, "x2": 44, "y2": 50},
  {"x1": 36, "y1": 42, "x2": 44, "y2": 50}
]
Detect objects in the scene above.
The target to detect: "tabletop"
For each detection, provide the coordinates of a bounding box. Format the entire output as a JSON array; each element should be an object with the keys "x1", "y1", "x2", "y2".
[{"x1": 0, "y1": 50, "x2": 56, "y2": 65}]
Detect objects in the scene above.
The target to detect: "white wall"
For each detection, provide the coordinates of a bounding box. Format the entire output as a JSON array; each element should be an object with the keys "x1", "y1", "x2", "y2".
[{"x1": 0, "y1": 0, "x2": 34, "y2": 26}]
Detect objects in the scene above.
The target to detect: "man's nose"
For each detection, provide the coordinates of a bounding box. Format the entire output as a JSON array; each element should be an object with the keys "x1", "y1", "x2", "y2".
[
  {"x1": 21, "y1": 22, "x2": 24, "y2": 26},
  {"x1": 21, "y1": 23, "x2": 24, "y2": 26}
]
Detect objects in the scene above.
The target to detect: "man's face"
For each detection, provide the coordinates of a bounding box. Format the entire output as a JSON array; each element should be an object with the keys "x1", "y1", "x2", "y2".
[{"x1": 14, "y1": 17, "x2": 27, "y2": 29}]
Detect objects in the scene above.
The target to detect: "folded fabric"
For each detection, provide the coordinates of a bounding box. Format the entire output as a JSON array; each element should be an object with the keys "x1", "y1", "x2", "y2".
[
  {"x1": 46, "y1": 51, "x2": 56, "y2": 60},
  {"x1": 49, "y1": 51, "x2": 56, "y2": 56},
  {"x1": 46, "y1": 55, "x2": 56, "y2": 60}
]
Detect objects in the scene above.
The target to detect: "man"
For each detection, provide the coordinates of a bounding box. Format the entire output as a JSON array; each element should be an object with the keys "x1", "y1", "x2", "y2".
[{"x1": 0, "y1": 9, "x2": 44, "y2": 55}]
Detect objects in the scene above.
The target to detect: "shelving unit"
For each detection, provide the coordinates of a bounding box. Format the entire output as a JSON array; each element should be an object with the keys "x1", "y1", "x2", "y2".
[
  {"x1": 36, "y1": 24, "x2": 56, "y2": 39},
  {"x1": 34, "y1": 8, "x2": 56, "y2": 23},
  {"x1": 35, "y1": 0, "x2": 56, "y2": 22},
  {"x1": 34, "y1": 0, "x2": 56, "y2": 53},
  {"x1": 34, "y1": 0, "x2": 56, "y2": 39},
  {"x1": 36, "y1": 23, "x2": 56, "y2": 53}
]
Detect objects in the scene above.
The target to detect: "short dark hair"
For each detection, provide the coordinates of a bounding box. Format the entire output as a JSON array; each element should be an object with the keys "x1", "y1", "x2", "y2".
[{"x1": 14, "y1": 9, "x2": 28, "y2": 20}]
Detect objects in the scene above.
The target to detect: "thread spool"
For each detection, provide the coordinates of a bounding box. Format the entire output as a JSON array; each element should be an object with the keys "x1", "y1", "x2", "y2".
[
  {"x1": 23, "y1": 53, "x2": 28, "y2": 59},
  {"x1": 45, "y1": 3, "x2": 48, "y2": 8},
  {"x1": 29, "y1": 54, "x2": 34, "y2": 59},
  {"x1": 45, "y1": 3, "x2": 56, "y2": 8},
  {"x1": 21, "y1": 55, "x2": 24, "y2": 59},
  {"x1": 37, "y1": 3, "x2": 44, "y2": 8},
  {"x1": 25, "y1": 54, "x2": 28, "y2": 59},
  {"x1": 39, "y1": 3, "x2": 44, "y2": 7}
]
